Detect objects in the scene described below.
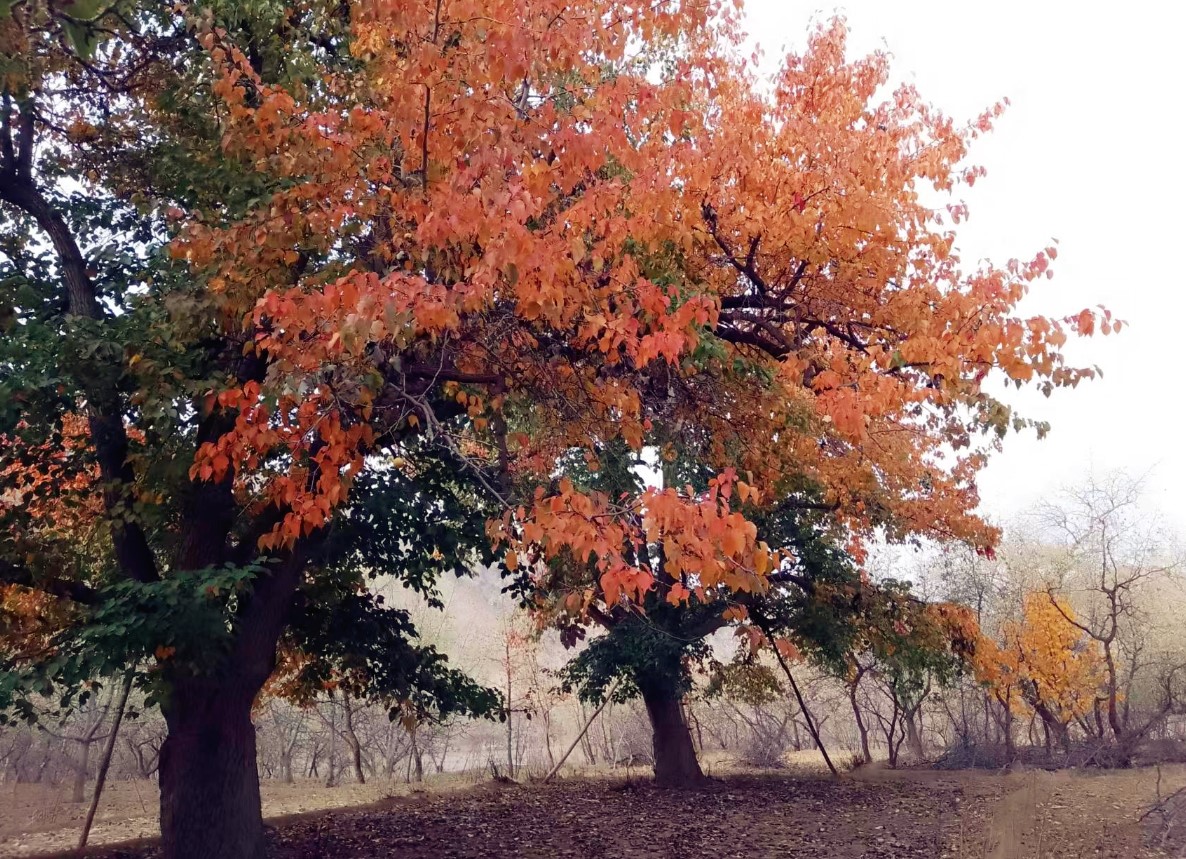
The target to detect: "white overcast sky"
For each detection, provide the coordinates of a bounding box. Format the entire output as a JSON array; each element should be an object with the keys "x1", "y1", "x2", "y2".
[{"x1": 743, "y1": 0, "x2": 1186, "y2": 531}]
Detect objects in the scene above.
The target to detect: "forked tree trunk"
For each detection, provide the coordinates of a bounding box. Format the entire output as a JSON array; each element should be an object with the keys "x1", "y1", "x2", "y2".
[
  {"x1": 640, "y1": 685, "x2": 704, "y2": 787},
  {"x1": 159, "y1": 683, "x2": 265, "y2": 859}
]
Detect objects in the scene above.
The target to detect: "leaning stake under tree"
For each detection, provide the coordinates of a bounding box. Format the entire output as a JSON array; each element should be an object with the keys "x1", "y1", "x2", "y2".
[{"x1": 1, "y1": 1, "x2": 1112, "y2": 857}]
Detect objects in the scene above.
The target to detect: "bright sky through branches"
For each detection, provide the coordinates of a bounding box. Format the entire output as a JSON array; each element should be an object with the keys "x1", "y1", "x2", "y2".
[{"x1": 746, "y1": 0, "x2": 1186, "y2": 528}]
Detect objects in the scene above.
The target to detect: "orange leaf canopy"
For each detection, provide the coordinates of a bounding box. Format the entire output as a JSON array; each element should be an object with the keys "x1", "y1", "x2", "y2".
[{"x1": 175, "y1": 3, "x2": 1109, "y2": 605}]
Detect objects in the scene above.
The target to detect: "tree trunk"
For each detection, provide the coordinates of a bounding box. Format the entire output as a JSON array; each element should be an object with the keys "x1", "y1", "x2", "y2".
[
  {"x1": 577, "y1": 703, "x2": 597, "y2": 765},
  {"x1": 849, "y1": 683, "x2": 872, "y2": 764},
  {"x1": 884, "y1": 697, "x2": 903, "y2": 768},
  {"x1": 542, "y1": 711, "x2": 556, "y2": 769},
  {"x1": 1104, "y1": 646, "x2": 1124, "y2": 741},
  {"x1": 159, "y1": 687, "x2": 265, "y2": 859},
  {"x1": 325, "y1": 702, "x2": 338, "y2": 788},
  {"x1": 410, "y1": 729, "x2": 424, "y2": 783},
  {"x1": 640, "y1": 685, "x2": 703, "y2": 787},
  {"x1": 504, "y1": 642, "x2": 515, "y2": 780},
  {"x1": 1001, "y1": 699, "x2": 1015, "y2": 762},
  {"x1": 905, "y1": 713, "x2": 924, "y2": 762},
  {"x1": 545, "y1": 680, "x2": 618, "y2": 782},
  {"x1": 71, "y1": 742, "x2": 89, "y2": 804},
  {"x1": 505, "y1": 713, "x2": 514, "y2": 780},
  {"x1": 79, "y1": 671, "x2": 135, "y2": 851},
  {"x1": 341, "y1": 697, "x2": 365, "y2": 785}
]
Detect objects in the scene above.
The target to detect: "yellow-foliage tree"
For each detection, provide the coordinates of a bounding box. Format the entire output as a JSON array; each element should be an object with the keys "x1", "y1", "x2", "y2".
[{"x1": 975, "y1": 593, "x2": 1104, "y2": 755}]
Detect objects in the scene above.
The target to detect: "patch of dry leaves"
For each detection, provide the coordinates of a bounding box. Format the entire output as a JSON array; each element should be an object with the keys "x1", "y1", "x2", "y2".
[{"x1": 96, "y1": 774, "x2": 976, "y2": 859}]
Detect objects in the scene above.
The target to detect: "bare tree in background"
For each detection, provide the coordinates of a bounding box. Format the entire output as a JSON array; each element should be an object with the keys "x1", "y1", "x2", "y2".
[
  {"x1": 1041, "y1": 472, "x2": 1186, "y2": 762},
  {"x1": 38, "y1": 687, "x2": 119, "y2": 803}
]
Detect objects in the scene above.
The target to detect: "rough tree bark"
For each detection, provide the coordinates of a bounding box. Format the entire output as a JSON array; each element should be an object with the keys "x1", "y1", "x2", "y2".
[
  {"x1": 158, "y1": 556, "x2": 302, "y2": 859},
  {"x1": 640, "y1": 684, "x2": 704, "y2": 787},
  {"x1": 159, "y1": 683, "x2": 265, "y2": 859}
]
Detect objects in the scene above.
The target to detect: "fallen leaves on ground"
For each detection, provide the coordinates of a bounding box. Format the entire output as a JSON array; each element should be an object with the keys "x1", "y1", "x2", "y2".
[{"x1": 96, "y1": 774, "x2": 975, "y2": 859}]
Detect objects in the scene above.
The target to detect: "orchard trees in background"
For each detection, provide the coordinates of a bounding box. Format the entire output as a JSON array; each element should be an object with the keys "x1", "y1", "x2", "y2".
[
  {"x1": 921, "y1": 472, "x2": 1185, "y2": 766},
  {"x1": 1039, "y1": 473, "x2": 1186, "y2": 762}
]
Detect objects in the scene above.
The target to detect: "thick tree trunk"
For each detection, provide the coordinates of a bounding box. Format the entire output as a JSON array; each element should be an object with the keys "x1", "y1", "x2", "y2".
[
  {"x1": 640, "y1": 686, "x2": 704, "y2": 787},
  {"x1": 159, "y1": 687, "x2": 265, "y2": 859}
]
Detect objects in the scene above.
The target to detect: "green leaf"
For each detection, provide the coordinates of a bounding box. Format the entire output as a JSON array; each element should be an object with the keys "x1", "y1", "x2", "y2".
[
  {"x1": 64, "y1": 0, "x2": 108, "y2": 20},
  {"x1": 62, "y1": 18, "x2": 99, "y2": 59}
]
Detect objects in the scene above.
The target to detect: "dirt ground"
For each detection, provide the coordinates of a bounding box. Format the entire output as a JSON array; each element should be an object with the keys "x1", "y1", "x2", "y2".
[
  {"x1": 0, "y1": 776, "x2": 475, "y2": 857},
  {"x1": 3, "y1": 762, "x2": 1185, "y2": 858}
]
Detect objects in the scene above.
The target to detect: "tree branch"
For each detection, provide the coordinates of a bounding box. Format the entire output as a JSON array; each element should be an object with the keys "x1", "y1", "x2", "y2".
[
  {"x1": 0, "y1": 558, "x2": 102, "y2": 605},
  {"x1": 0, "y1": 106, "x2": 158, "y2": 585}
]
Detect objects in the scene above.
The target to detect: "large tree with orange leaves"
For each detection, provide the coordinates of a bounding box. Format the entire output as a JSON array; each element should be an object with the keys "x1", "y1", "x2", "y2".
[{"x1": 1, "y1": 0, "x2": 1110, "y2": 856}]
